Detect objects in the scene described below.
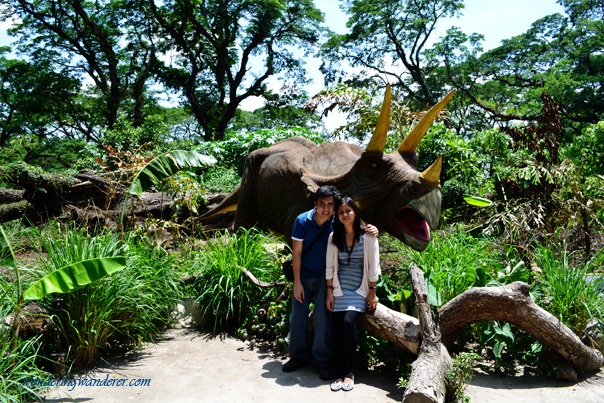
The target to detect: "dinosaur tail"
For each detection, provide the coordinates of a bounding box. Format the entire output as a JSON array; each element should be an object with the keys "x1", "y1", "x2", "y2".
[{"x1": 200, "y1": 186, "x2": 239, "y2": 220}]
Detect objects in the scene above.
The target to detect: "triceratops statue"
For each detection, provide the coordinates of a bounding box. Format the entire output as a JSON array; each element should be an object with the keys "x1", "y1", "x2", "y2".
[{"x1": 202, "y1": 85, "x2": 454, "y2": 251}]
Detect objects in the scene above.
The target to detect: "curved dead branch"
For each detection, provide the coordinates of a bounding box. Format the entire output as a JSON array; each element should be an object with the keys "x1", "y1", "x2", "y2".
[{"x1": 438, "y1": 281, "x2": 603, "y2": 371}]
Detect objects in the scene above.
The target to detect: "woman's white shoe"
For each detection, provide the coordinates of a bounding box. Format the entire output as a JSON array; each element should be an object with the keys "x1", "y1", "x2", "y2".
[
  {"x1": 342, "y1": 377, "x2": 354, "y2": 391},
  {"x1": 330, "y1": 380, "x2": 343, "y2": 391}
]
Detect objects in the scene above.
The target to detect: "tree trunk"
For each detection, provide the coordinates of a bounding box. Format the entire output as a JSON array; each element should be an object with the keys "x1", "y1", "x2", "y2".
[{"x1": 402, "y1": 264, "x2": 452, "y2": 403}]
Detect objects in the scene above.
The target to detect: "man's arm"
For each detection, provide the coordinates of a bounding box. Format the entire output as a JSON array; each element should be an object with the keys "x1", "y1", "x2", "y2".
[
  {"x1": 292, "y1": 239, "x2": 304, "y2": 303},
  {"x1": 365, "y1": 223, "x2": 379, "y2": 237}
]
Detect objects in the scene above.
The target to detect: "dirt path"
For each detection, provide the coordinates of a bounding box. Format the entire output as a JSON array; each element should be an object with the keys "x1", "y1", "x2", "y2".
[{"x1": 42, "y1": 328, "x2": 604, "y2": 402}]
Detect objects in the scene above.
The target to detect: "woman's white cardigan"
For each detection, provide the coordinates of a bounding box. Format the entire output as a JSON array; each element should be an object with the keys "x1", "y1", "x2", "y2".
[{"x1": 325, "y1": 232, "x2": 380, "y2": 298}]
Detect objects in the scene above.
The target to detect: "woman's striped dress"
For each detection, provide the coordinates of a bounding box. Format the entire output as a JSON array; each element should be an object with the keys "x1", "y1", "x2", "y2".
[{"x1": 333, "y1": 235, "x2": 366, "y2": 313}]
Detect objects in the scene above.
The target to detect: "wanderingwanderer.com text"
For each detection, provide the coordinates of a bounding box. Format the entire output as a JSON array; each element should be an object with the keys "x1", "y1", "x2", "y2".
[{"x1": 23, "y1": 374, "x2": 151, "y2": 392}]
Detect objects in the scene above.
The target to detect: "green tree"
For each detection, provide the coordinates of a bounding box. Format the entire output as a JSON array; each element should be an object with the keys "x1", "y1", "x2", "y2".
[
  {"x1": 434, "y1": 1, "x2": 604, "y2": 131},
  {"x1": 230, "y1": 84, "x2": 322, "y2": 133},
  {"x1": 320, "y1": 0, "x2": 464, "y2": 107},
  {"x1": 148, "y1": 0, "x2": 325, "y2": 141},
  {"x1": 4, "y1": 0, "x2": 159, "y2": 133},
  {"x1": 0, "y1": 49, "x2": 80, "y2": 148}
]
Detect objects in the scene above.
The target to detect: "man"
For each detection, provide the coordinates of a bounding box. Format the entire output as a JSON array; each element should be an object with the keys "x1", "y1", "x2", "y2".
[{"x1": 283, "y1": 186, "x2": 377, "y2": 381}]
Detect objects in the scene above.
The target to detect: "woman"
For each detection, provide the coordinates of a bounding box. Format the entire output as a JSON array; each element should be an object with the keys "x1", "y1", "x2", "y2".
[{"x1": 325, "y1": 197, "x2": 380, "y2": 392}]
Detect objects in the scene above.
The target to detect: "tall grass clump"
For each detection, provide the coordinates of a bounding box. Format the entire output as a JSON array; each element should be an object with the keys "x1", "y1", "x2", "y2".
[
  {"x1": 31, "y1": 224, "x2": 180, "y2": 368},
  {"x1": 0, "y1": 315, "x2": 46, "y2": 402},
  {"x1": 196, "y1": 227, "x2": 282, "y2": 333},
  {"x1": 1, "y1": 224, "x2": 47, "y2": 402},
  {"x1": 1, "y1": 288, "x2": 43, "y2": 402},
  {"x1": 532, "y1": 243, "x2": 604, "y2": 336},
  {"x1": 402, "y1": 225, "x2": 509, "y2": 306}
]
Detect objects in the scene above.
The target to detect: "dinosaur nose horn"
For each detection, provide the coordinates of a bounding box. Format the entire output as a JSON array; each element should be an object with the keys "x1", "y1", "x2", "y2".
[
  {"x1": 365, "y1": 84, "x2": 392, "y2": 153},
  {"x1": 420, "y1": 155, "x2": 443, "y2": 184},
  {"x1": 398, "y1": 90, "x2": 455, "y2": 153}
]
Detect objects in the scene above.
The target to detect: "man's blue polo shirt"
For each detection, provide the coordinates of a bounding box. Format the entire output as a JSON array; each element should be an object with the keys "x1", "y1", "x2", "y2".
[{"x1": 291, "y1": 208, "x2": 333, "y2": 279}]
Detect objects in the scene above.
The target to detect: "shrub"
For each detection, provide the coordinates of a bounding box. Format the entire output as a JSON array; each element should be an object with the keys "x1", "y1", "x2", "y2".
[
  {"x1": 196, "y1": 127, "x2": 325, "y2": 175},
  {"x1": 446, "y1": 352, "x2": 480, "y2": 403},
  {"x1": 195, "y1": 228, "x2": 283, "y2": 333},
  {"x1": 199, "y1": 166, "x2": 241, "y2": 193},
  {"x1": 31, "y1": 225, "x2": 180, "y2": 368},
  {"x1": 532, "y1": 242, "x2": 604, "y2": 336}
]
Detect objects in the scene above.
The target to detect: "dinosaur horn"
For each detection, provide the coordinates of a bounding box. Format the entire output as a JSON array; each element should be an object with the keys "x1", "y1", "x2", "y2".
[
  {"x1": 398, "y1": 90, "x2": 455, "y2": 153},
  {"x1": 420, "y1": 155, "x2": 443, "y2": 184},
  {"x1": 366, "y1": 84, "x2": 392, "y2": 152}
]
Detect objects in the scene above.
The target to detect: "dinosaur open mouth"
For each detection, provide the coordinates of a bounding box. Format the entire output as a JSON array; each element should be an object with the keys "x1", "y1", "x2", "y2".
[{"x1": 395, "y1": 206, "x2": 430, "y2": 242}]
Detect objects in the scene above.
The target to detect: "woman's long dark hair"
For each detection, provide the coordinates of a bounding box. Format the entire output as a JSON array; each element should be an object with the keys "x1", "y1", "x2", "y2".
[{"x1": 332, "y1": 197, "x2": 365, "y2": 251}]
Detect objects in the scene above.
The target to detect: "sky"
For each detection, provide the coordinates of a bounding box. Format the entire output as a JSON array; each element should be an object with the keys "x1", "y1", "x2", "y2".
[{"x1": 0, "y1": 0, "x2": 565, "y2": 129}]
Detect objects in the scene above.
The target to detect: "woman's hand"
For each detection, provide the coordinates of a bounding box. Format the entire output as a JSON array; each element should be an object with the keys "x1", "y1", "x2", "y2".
[
  {"x1": 365, "y1": 289, "x2": 378, "y2": 313},
  {"x1": 326, "y1": 288, "x2": 334, "y2": 312}
]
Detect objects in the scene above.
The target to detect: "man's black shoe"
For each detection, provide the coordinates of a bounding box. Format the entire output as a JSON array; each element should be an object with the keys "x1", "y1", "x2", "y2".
[
  {"x1": 319, "y1": 366, "x2": 334, "y2": 381},
  {"x1": 282, "y1": 359, "x2": 307, "y2": 373}
]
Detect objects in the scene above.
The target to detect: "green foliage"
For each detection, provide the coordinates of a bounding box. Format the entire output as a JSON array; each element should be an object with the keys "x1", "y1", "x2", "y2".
[
  {"x1": 561, "y1": 120, "x2": 604, "y2": 186},
  {"x1": 229, "y1": 89, "x2": 321, "y2": 133},
  {"x1": 481, "y1": 322, "x2": 515, "y2": 361},
  {"x1": 416, "y1": 124, "x2": 490, "y2": 220},
  {"x1": 396, "y1": 361, "x2": 414, "y2": 390},
  {"x1": 0, "y1": 225, "x2": 17, "y2": 269},
  {"x1": 0, "y1": 135, "x2": 95, "y2": 172},
  {"x1": 464, "y1": 195, "x2": 493, "y2": 207},
  {"x1": 23, "y1": 257, "x2": 127, "y2": 301},
  {"x1": 32, "y1": 225, "x2": 180, "y2": 368},
  {"x1": 401, "y1": 225, "x2": 506, "y2": 306},
  {"x1": 0, "y1": 225, "x2": 46, "y2": 401},
  {"x1": 446, "y1": 352, "x2": 480, "y2": 403},
  {"x1": 128, "y1": 150, "x2": 216, "y2": 195},
  {"x1": 0, "y1": 314, "x2": 46, "y2": 402},
  {"x1": 151, "y1": 0, "x2": 325, "y2": 140},
  {"x1": 195, "y1": 228, "x2": 283, "y2": 333},
  {"x1": 0, "y1": 53, "x2": 80, "y2": 150},
  {"x1": 238, "y1": 299, "x2": 291, "y2": 353},
  {"x1": 100, "y1": 116, "x2": 171, "y2": 152},
  {"x1": 198, "y1": 166, "x2": 241, "y2": 193},
  {"x1": 357, "y1": 332, "x2": 407, "y2": 372},
  {"x1": 320, "y1": 0, "x2": 463, "y2": 108},
  {"x1": 305, "y1": 84, "x2": 382, "y2": 142},
  {"x1": 436, "y1": 4, "x2": 604, "y2": 130},
  {"x1": 532, "y1": 242, "x2": 604, "y2": 336},
  {"x1": 196, "y1": 127, "x2": 325, "y2": 175}
]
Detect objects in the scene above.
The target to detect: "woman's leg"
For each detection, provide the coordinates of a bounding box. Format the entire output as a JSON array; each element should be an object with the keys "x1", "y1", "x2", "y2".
[
  {"x1": 342, "y1": 310, "x2": 361, "y2": 379},
  {"x1": 332, "y1": 311, "x2": 346, "y2": 379}
]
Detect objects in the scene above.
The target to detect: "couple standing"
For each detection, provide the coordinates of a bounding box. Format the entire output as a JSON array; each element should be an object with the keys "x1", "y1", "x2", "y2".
[{"x1": 282, "y1": 185, "x2": 380, "y2": 392}]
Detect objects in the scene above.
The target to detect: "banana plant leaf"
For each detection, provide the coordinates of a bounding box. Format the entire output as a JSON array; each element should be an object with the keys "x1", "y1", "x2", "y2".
[
  {"x1": 128, "y1": 150, "x2": 216, "y2": 195},
  {"x1": 0, "y1": 225, "x2": 17, "y2": 269},
  {"x1": 464, "y1": 195, "x2": 493, "y2": 207},
  {"x1": 23, "y1": 257, "x2": 127, "y2": 301}
]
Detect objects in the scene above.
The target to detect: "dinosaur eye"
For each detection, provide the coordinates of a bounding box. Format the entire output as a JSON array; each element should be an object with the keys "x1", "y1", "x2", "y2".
[{"x1": 362, "y1": 157, "x2": 387, "y2": 175}]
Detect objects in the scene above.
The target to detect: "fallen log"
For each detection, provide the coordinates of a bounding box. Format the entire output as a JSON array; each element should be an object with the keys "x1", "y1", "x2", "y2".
[
  {"x1": 358, "y1": 305, "x2": 420, "y2": 355},
  {"x1": 438, "y1": 281, "x2": 603, "y2": 372},
  {"x1": 0, "y1": 163, "x2": 182, "y2": 225},
  {"x1": 402, "y1": 264, "x2": 452, "y2": 403}
]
